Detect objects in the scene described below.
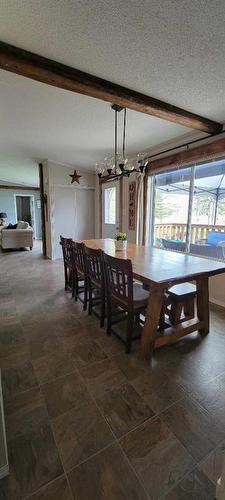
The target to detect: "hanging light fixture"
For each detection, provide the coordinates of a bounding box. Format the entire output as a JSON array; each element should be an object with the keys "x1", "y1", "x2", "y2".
[{"x1": 95, "y1": 104, "x2": 148, "y2": 179}]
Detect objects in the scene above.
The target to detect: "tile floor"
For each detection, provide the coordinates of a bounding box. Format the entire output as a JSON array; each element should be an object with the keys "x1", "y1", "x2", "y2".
[{"x1": 0, "y1": 242, "x2": 225, "y2": 499}]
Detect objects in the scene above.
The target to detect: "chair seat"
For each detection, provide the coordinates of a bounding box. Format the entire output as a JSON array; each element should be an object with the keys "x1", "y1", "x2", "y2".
[
  {"x1": 133, "y1": 282, "x2": 149, "y2": 308},
  {"x1": 168, "y1": 282, "x2": 196, "y2": 300}
]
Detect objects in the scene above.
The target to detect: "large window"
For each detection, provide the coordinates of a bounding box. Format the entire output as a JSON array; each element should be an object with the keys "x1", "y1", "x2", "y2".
[
  {"x1": 149, "y1": 158, "x2": 225, "y2": 261},
  {"x1": 104, "y1": 186, "x2": 116, "y2": 224}
]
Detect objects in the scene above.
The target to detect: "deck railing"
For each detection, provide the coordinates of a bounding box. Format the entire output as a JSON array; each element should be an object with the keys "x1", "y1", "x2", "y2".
[{"x1": 154, "y1": 223, "x2": 225, "y2": 243}]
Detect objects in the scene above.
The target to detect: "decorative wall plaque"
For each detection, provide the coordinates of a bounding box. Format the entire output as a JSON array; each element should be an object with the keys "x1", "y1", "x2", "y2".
[{"x1": 128, "y1": 181, "x2": 136, "y2": 230}]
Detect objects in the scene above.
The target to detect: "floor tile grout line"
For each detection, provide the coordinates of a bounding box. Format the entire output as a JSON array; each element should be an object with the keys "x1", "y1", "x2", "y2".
[
  {"x1": 158, "y1": 398, "x2": 225, "y2": 468},
  {"x1": 4, "y1": 333, "x2": 225, "y2": 496},
  {"x1": 72, "y1": 367, "x2": 153, "y2": 500},
  {"x1": 21, "y1": 472, "x2": 67, "y2": 500},
  {"x1": 65, "y1": 440, "x2": 117, "y2": 474},
  {"x1": 2, "y1": 250, "x2": 225, "y2": 499},
  {"x1": 78, "y1": 349, "x2": 203, "y2": 499},
  {"x1": 158, "y1": 462, "x2": 215, "y2": 500},
  {"x1": 178, "y1": 384, "x2": 225, "y2": 432},
  {"x1": 197, "y1": 436, "x2": 225, "y2": 478},
  {"x1": 163, "y1": 359, "x2": 225, "y2": 388},
  {"x1": 2, "y1": 293, "x2": 75, "y2": 493},
  {"x1": 38, "y1": 381, "x2": 76, "y2": 499},
  {"x1": 80, "y1": 371, "x2": 221, "y2": 500}
]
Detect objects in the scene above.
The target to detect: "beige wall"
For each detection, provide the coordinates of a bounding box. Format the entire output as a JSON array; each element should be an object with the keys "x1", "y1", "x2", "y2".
[
  {"x1": 43, "y1": 161, "x2": 95, "y2": 259},
  {"x1": 209, "y1": 274, "x2": 225, "y2": 308}
]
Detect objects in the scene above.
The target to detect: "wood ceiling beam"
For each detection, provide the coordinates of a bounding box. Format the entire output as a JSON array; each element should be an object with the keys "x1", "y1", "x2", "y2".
[
  {"x1": 0, "y1": 184, "x2": 40, "y2": 191},
  {"x1": 0, "y1": 41, "x2": 222, "y2": 135}
]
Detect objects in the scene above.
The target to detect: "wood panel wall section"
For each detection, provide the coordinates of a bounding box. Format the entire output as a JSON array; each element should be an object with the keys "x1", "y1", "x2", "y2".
[
  {"x1": 119, "y1": 176, "x2": 123, "y2": 232},
  {"x1": 143, "y1": 136, "x2": 225, "y2": 244}
]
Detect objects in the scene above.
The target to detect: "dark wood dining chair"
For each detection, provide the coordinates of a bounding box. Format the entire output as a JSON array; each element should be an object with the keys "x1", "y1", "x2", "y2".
[
  {"x1": 73, "y1": 241, "x2": 88, "y2": 310},
  {"x1": 68, "y1": 241, "x2": 85, "y2": 300},
  {"x1": 84, "y1": 246, "x2": 105, "y2": 327},
  {"x1": 103, "y1": 253, "x2": 149, "y2": 353},
  {"x1": 59, "y1": 235, "x2": 73, "y2": 291}
]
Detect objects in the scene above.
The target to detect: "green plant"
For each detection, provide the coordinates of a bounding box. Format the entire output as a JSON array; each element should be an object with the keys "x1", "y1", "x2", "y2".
[{"x1": 115, "y1": 232, "x2": 127, "y2": 241}]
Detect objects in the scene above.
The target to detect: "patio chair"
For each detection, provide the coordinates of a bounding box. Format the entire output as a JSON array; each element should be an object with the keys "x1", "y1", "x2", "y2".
[
  {"x1": 190, "y1": 243, "x2": 224, "y2": 260},
  {"x1": 161, "y1": 239, "x2": 186, "y2": 252}
]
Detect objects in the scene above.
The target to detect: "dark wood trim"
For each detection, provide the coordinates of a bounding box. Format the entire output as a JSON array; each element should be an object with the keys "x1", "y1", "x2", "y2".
[
  {"x1": 142, "y1": 174, "x2": 148, "y2": 245},
  {"x1": 99, "y1": 180, "x2": 103, "y2": 238},
  {"x1": 119, "y1": 177, "x2": 123, "y2": 232},
  {"x1": 146, "y1": 137, "x2": 225, "y2": 175},
  {"x1": 0, "y1": 41, "x2": 222, "y2": 134},
  {"x1": 38, "y1": 163, "x2": 47, "y2": 257},
  {"x1": 0, "y1": 184, "x2": 39, "y2": 191}
]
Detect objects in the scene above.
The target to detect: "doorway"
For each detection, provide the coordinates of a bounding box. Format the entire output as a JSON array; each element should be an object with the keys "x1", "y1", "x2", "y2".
[
  {"x1": 15, "y1": 195, "x2": 35, "y2": 236},
  {"x1": 102, "y1": 180, "x2": 120, "y2": 238}
]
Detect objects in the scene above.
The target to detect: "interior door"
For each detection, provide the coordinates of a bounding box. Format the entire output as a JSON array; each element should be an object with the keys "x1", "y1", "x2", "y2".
[
  {"x1": 16, "y1": 196, "x2": 31, "y2": 224},
  {"x1": 102, "y1": 181, "x2": 120, "y2": 238}
]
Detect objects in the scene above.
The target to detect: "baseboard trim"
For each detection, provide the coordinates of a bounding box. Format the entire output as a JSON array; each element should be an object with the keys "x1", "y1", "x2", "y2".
[
  {"x1": 0, "y1": 370, "x2": 9, "y2": 479},
  {"x1": 209, "y1": 298, "x2": 225, "y2": 309}
]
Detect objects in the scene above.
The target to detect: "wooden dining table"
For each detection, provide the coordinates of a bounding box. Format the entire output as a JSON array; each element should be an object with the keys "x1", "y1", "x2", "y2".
[{"x1": 82, "y1": 239, "x2": 225, "y2": 359}]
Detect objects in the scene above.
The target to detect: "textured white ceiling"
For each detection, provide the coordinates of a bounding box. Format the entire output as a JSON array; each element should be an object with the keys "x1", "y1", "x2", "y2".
[
  {"x1": 0, "y1": 71, "x2": 188, "y2": 169},
  {"x1": 0, "y1": 0, "x2": 225, "y2": 170},
  {"x1": 0, "y1": 156, "x2": 39, "y2": 186}
]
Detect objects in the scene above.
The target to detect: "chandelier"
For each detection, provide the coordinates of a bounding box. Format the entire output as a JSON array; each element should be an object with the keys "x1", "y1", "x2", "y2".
[{"x1": 95, "y1": 104, "x2": 148, "y2": 179}]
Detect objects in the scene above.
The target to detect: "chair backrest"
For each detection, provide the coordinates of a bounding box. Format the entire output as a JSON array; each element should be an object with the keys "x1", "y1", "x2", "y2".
[
  {"x1": 60, "y1": 235, "x2": 73, "y2": 267},
  {"x1": 85, "y1": 246, "x2": 104, "y2": 288},
  {"x1": 161, "y1": 239, "x2": 186, "y2": 252},
  {"x1": 207, "y1": 230, "x2": 225, "y2": 246},
  {"x1": 190, "y1": 242, "x2": 224, "y2": 260},
  {"x1": 103, "y1": 253, "x2": 133, "y2": 307},
  {"x1": 74, "y1": 241, "x2": 86, "y2": 275}
]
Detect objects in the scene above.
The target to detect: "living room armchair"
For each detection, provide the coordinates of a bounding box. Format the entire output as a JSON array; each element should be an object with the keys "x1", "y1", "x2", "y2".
[{"x1": 0, "y1": 221, "x2": 33, "y2": 250}]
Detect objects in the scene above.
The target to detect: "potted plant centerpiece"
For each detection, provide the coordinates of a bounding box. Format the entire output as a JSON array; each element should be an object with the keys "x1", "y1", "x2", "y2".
[{"x1": 115, "y1": 232, "x2": 127, "y2": 251}]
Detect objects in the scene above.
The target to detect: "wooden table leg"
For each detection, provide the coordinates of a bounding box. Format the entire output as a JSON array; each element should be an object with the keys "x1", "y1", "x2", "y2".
[
  {"x1": 141, "y1": 284, "x2": 164, "y2": 359},
  {"x1": 196, "y1": 276, "x2": 209, "y2": 335}
]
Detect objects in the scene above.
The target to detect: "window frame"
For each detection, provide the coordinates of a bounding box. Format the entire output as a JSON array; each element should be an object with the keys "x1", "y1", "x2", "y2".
[
  {"x1": 147, "y1": 160, "x2": 225, "y2": 261},
  {"x1": 104, "y1": 185, "x2": 116, "y2": 225}
]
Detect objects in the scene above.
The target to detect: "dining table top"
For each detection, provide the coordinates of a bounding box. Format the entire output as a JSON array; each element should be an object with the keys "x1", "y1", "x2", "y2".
[{"x1": 82, "y1": 238, "x2": 225, "y2": 286}]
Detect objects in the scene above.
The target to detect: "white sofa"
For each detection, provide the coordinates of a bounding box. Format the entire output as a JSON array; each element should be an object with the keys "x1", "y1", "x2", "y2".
[{"x1": 0, "y1": 221, "x2": 33, "y2": 250}]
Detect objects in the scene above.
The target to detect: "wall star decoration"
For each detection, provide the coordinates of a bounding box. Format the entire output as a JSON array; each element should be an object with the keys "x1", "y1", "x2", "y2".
[{"x1": 69, "y1": 169, "x2": 82, "y2": 184}]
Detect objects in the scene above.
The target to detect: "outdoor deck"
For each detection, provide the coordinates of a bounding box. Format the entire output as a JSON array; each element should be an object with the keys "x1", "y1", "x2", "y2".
[{"x1": 155, "y1": 223, "x2": 225, "y2": 243}]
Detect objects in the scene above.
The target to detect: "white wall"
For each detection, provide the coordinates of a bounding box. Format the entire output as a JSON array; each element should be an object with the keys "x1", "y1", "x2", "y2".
[{"x1": 43, "y1": 161, "x2": 95, "y2": 259}]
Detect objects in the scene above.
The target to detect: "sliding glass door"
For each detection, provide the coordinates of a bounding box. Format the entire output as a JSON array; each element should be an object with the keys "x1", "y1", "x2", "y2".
[
  {"x1": 148, "y1": 158, "x2": 225, "y2": 261},
  {"x1": 152, "y1": 167, "x2": 192, "y2": 253}
]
